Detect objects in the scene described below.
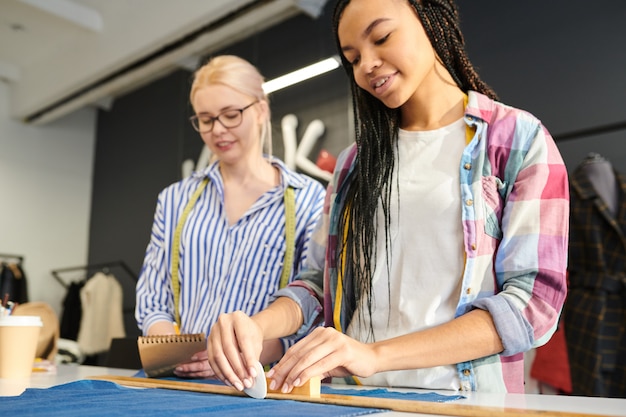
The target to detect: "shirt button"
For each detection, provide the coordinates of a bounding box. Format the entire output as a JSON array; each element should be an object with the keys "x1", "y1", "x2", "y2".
[
  {"x1": 466, "y1": 287, "x2": 471, "y2": 294},
  {"x1": 465, "y1": 199, "x2": 473, "y2": 206},
  {"x1": 464, "y1": 163, "x2": 472, "y2": 170},
  {"x1": 463, "y1": 369, "x2": 471, "y2": 376},
  {"x1": 471, "y1": 243, "x2": 476, "y2": 250}
]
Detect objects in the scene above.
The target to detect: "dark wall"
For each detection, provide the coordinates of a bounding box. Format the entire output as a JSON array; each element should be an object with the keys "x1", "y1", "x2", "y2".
[
  {"x1": 220, "y1": 3, "x2": 351, "y2": 162},
  {"x1": 455, "y1": 1, "x2": 626, "y2": 172},
  {"x1": 88, "y1": 1, "x2": 626, "y2": 336},
  {"x1": 89, "y1": 70, "x2": 199, "y2": 336}
]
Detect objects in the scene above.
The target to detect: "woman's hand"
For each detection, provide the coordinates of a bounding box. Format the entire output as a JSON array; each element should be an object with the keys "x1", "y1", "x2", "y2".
[
  {"x1": 207, "y1": 298, "x2": 305, "y2": 391},
  {"x1": 207, "y1": 311, "x2": 265, "y2": 391},
  {"x1": 172, "y1": 349, "x2": 216, "y2": 378},
  {"x1": 265, "y1": 309, "x2": 503, "y2": 393},
  {"x1": 267, "y1": 327, "x2": 379, "y2": 393}
]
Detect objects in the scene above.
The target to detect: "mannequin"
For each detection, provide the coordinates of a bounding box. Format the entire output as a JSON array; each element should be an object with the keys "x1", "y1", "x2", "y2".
[
  {"x1": 581, "y1": 153, "x2": 618, "y2": 215},
  {"x1": 565, "y1": 152, "x2": 626, "y2": 397},
  {"x1": 281, "y1": 114, "x2": 332, "y2": 182}
]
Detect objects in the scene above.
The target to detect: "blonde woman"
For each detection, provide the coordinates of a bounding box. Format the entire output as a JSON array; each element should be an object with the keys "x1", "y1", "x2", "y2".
[{"x1": 136, "y1": 55, "x2": 326, "y2": 378}]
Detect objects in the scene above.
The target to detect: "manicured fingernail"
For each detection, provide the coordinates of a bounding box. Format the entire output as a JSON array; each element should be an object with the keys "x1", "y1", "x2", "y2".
[
  {"x1": 243, "y1": 378, "x2": 253, "y2": 389},
  {"x1": 281, "y1": 384, "x2": 290, "y2": 393},
  {"x1": 190, "y1": 356, "x2": 197, "y2": 361},
  {"x1": 175, "y1": 367, "x2": 183, "y2": 371},
  {"x1": 293, "y1": 378, "x2": 301, "y2": 387},
  {"x1": 234, "y1": 381, "x2": 244, "y2": 391},
  {"x1": 269, "y1": 380, "x2": 277, "y2": 390},
  {"x1": 249, "y1": 366, "x2": 257, "y2": 378},
  {"x1": 266, "y1": 369, "x2": 274, "y2": 378}
]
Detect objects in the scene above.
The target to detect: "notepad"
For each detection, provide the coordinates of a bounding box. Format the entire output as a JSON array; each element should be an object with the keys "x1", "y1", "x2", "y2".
[{"x1": 137, "y1": 333, "x2": 206, "y2": 377}]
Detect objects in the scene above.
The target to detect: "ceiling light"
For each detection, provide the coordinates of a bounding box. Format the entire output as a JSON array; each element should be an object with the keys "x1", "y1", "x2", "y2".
[{"x1": 263, "y1": 55, "x2": 341, "y2": 94}]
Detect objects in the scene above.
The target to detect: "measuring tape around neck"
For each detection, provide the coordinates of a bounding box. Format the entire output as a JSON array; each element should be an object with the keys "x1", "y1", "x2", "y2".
[
  {"x1": 171, "y1": 178, "x2": 296, "y2": 330},
  {"x1": 279, "y1": 186, "x2": 295, "y2": 289}
]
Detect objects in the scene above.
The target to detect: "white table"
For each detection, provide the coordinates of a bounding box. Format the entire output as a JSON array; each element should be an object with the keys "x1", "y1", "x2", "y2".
[
  {"x1": 0, "y1": 363, "x2": 135, "y2": 397},
  {"x1": 1, "y1": 364, "x2": 625, "y2": 416}
]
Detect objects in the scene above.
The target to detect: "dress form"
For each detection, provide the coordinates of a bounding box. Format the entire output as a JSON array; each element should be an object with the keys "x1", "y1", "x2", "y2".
[{"x1": 581, "y1": 153, "x2": 618, "y2": 216}]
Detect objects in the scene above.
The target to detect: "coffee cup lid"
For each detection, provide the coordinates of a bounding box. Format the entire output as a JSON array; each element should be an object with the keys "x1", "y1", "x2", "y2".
[{"x1": 0, "y1": 315, "x2": 43, "y2": 326}]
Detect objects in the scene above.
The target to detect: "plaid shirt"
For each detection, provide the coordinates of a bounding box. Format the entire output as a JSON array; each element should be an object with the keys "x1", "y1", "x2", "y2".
[
  {"x1": 276, "y1": 91, "x2": 569, "y2": 393},
  {"x1": 565, "y1": 165, "x2": 626, "y2": 397}
]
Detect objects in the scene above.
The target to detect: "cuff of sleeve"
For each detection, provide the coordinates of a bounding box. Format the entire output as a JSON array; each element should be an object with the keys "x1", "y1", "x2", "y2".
[
  {"x1": 271, "y1": 286, "x2": 323, "y2": 342},
  {"x1": 472, "y1": 296, "x2": 533, "y2": 356},
  {"x1": 141, "y1": 314, "x2": 175, "y2": 336}
]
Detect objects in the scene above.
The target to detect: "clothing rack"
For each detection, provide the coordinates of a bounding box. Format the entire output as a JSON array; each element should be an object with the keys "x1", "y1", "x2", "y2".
[
  {"x1": 0, "y1": 253, "x2": 24, "y2": 264},
  {"x1": 51, "y1": 260, "x2": 138, "y2": 289}
]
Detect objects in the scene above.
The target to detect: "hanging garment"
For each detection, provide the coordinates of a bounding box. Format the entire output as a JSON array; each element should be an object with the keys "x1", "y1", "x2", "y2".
[
  {"x1": 76, "y1": 272, "x2": 126, "y2": 355},
  {"x1": 60, "y1": 281, "x2": 85, "y2": 340},
  {"x1": 530, "y1": 322, "x2": 572, "y2": 394},
  {"x1": 0, "y1": 262, "x2": 29, "y2": 304},
  {"x1": 564, "y1": 158, "x2": 626, "y2": 397}
]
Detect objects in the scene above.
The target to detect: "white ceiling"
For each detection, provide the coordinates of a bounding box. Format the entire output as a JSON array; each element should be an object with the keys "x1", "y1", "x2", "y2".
[{"x1": 0, "y1": 0, "x2": 326, "y2": 124}]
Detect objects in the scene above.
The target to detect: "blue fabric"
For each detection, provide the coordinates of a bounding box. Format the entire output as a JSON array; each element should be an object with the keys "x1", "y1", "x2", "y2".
[
  {"x1": 321, "y1": 387, "x2": 464, "y2": 403},
  {"x1": 3, "y1": 380, "x2": 380, "y2": 416},
  {"x1": 134, "y1": 370, "x2": 465, "y2": 403}
]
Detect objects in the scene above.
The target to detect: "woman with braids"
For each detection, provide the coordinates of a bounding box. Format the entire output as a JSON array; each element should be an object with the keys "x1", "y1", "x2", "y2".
[{"x1": 207, "y1": 0, "x2": 569, "y2": 393}]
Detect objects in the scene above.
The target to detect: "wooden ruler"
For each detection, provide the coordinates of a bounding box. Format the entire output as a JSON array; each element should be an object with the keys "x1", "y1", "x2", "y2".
[{"x1": 89, "y1": 375, "x2": 613, "y2": 417}]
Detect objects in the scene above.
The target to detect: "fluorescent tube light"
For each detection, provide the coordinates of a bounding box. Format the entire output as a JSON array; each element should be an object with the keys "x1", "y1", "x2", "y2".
[{"x1": 263, "y1": 55, "x2": 341, "y2": 94}]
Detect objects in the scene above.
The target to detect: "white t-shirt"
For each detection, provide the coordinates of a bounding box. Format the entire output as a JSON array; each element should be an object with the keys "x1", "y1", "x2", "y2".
[{"x1": 346, "y1": 117, "x2": 466, "y2": 390}]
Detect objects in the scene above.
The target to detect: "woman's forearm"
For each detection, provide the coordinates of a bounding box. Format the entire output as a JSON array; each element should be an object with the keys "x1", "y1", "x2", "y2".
[
  {"x1": 372, "y1": 309, "x2": 503, "y2": 372},
  {"x1": 254, "y1": 296, "x2": 304, "y2": 340}
]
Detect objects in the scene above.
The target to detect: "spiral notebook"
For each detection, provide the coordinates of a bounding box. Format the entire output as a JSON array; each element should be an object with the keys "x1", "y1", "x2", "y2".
[{"x1": 137, "y1": 333, "x2": 207, "y2": 377}]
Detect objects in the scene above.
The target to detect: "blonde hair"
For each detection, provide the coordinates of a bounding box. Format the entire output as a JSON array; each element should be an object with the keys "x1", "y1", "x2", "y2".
[{"x1": 190, "y1": 55, "x2": 272, "y2": 157}]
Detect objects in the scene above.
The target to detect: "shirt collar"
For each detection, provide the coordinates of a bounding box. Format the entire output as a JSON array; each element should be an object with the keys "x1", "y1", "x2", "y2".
[
  {"x1": 464, "y1": 90, "x2": 496, "y2": 125},
  {"x1": 193, "y1": 157, "x2": 308, "y2": 190}
]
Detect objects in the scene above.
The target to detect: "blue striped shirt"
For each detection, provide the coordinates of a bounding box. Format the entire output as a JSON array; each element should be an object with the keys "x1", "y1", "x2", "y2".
[{"x1": 135, "y1": 158, "x2": 326, "y2": 337}]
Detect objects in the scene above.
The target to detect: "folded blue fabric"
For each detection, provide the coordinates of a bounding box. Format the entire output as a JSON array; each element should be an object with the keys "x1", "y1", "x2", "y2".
[{"x1": 4, "y1": 380, "x2": 380, "y2": 416}]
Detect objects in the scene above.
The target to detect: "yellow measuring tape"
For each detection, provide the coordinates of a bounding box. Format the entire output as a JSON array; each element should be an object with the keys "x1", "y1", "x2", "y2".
[
  {"x1": 171, "y1": 178, "x2": 296, "y2": 330},
  {"x1": 171, "y1": 178, "x2": 209, "y2": 329},
  {"x1": 279, "y1": 186, "x2": 295, "y2": 289}
]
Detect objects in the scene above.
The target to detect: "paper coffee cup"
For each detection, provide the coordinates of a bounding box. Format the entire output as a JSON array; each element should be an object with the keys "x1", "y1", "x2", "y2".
[{"x1": 0, "y1": 315, "x2": 43, "y2": 378}]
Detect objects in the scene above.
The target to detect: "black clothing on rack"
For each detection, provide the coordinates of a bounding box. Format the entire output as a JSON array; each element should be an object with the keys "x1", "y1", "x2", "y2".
[
  {"x1": 60, "y1": 281, "x2": 84, "y2": 340},
  {"x1": 0, "y1": 254, "x2": 29, "y2": 304}
]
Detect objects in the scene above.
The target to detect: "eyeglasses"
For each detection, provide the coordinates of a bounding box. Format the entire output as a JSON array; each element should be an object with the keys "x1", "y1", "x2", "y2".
[{"x1": 190, "y1": 101, "x2": 258, "y2": 133}]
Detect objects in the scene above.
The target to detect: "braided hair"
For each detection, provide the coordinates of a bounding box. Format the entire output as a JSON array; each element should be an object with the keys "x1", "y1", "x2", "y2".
[{"x1": 331, "y1": 0, "x2": 497, "y2": 339}]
